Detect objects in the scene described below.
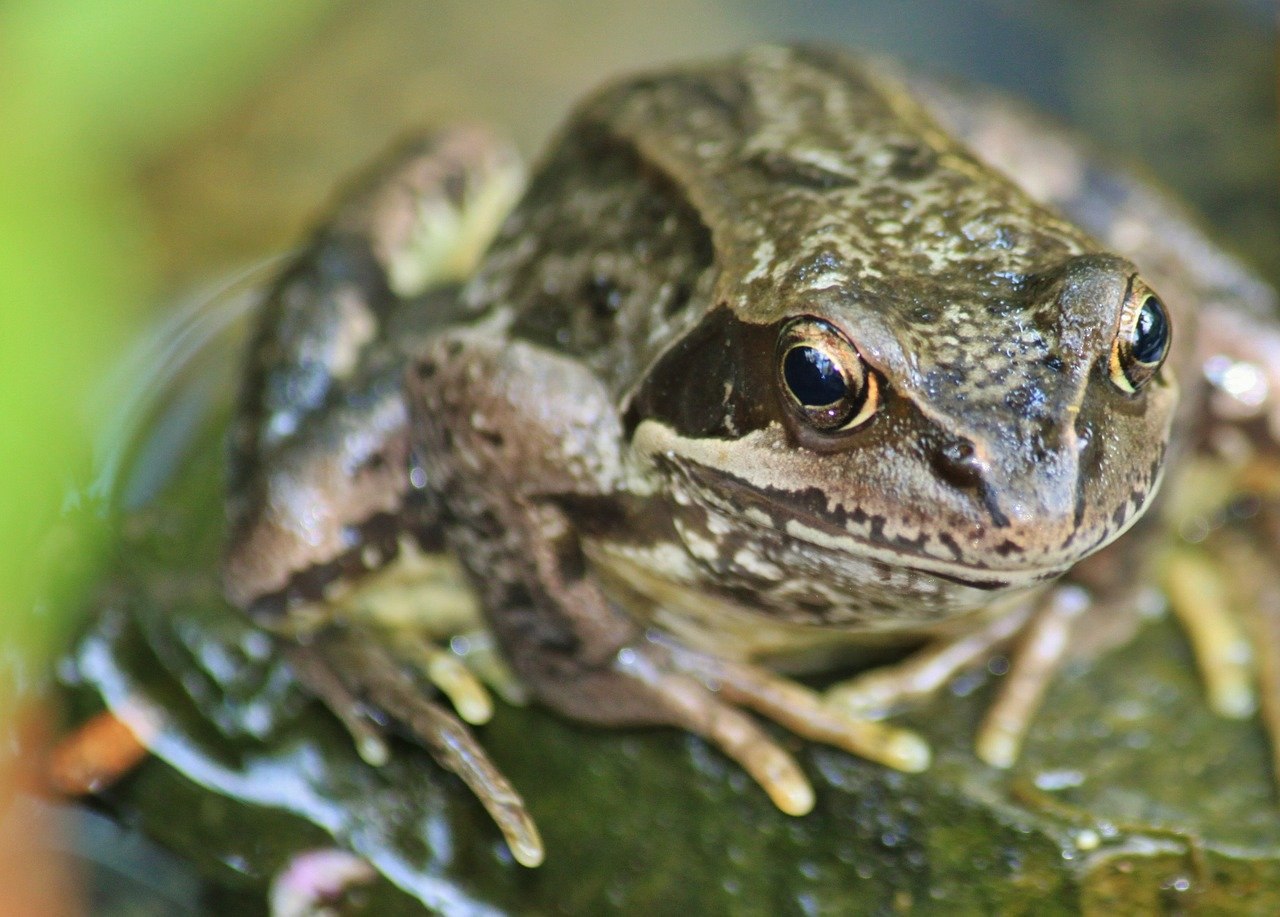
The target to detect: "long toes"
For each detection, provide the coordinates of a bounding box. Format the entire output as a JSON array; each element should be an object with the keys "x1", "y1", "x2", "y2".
[
  {"x1": 1164, "y1": 551, "x2": 1257, "y2": 719},
  {"x1": 652, "y1": 639, "x2": 930, "y2": 774},
  {"x1": 1219, "y1": 530, "x2": 1280, "y2": 794},
  {"x1": 1250, "y1": 568, "x2": 1280, "y2": 789},
  {"x1": 826, "y1": 604, "x2": 1033, "y2": 719},
  {"x1": 285, "y1": 642, "x2": 389, "y2": 766},
  {"x1": 388, "y1": 632, "x2": 493, "y2": 724},
  {"x1": 375, "y1": 687, "x2": 543, "y2": 868},
  {"x1": 297, "y1": 631, "x2": 542, "y2": 867},
  {"x1": 446, "y1": 630, "x2": 530, "y2": 706},
  {"x1": 712, "y1": 658, "x2": 929, "y2": 773},
  {"x1": 976, "y1": 587, "x2": 1088, "y2": 769},
  {"x1": 640, "y1": 666, "x2": 815, "y2": 816}
]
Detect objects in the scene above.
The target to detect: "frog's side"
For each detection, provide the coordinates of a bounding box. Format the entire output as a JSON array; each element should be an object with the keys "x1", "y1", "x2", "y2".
[{"x1": 223, "y1": 46, "x2": 1280, "y2": 867}]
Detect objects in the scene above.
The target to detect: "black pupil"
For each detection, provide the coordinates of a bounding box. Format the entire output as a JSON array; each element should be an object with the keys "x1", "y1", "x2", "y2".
[
  {"x1": 784, "y1": 346, "x2": 847, "y2": 406},
  {"x1": 1131, "y1": 296, "x2": 1170, "y2": 364}
]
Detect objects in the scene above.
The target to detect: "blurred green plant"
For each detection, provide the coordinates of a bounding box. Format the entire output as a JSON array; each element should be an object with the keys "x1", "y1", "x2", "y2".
[{"x1": 0, "y1": 1, "x2": 339, "y2": 715}]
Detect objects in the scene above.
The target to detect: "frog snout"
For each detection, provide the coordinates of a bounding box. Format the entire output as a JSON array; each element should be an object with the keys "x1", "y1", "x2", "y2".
[{"x1": 930, "y1": 428, "x2": 1084, "y2": 535}]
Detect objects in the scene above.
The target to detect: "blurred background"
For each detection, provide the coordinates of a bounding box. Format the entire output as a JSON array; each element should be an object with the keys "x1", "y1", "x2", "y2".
[{"x1": 0, "y1": 0, "x2": 1273, "y2": 912}]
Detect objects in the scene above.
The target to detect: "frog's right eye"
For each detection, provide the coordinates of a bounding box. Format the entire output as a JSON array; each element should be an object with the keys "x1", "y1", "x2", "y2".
[{"x1": 777, "y1": 318, "x2": 878, "y2": 432}]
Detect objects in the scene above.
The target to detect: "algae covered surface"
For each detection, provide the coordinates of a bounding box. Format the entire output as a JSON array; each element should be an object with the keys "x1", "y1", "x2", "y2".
[{"x1": 63, "y1": 407, "x2": 1280, "y2": 914}]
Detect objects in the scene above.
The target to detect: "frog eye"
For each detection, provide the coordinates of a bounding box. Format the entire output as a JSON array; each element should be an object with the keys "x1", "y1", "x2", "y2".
[
  {"x1": 1108, "y1": 278, "x2": 1171, "y2": 393},
  {"x1": 776, "y1": 318, "x2": 878, "y2": 431}
]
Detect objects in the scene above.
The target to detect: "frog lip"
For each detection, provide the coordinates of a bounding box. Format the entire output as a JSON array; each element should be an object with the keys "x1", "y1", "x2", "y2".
[
  {"x1": 680, "y1": 472, "x2": 1053, "y2": 585},
  {"x1": 766, "y1": 476, "x2": 1160, "y2": 589},
  {"x1": 762, "y1": 508, "x2": 1076, "y2": 588},
  {"x1": 635, "y1": 418, "x2": 1155, "y2": 584},
  {"x1": 688, "y1": 463, "x2": 1148, "y2": 587}
]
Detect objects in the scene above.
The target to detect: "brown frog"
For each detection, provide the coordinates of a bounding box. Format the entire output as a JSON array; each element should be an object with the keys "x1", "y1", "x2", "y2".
[{"x1": 223, "y1": 45, "x2": 1280, "y2": 867}]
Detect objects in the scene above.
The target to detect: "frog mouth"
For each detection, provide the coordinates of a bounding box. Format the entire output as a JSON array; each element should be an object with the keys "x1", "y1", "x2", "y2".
[
  {"x1": 632, "y1": 418, "x2": 1157, "y2": 590},
  {"x1": 670, "y1": 453, "x2": 1152, "y2": 593},
  {"x1": 773, "y1": 511, "x2": 1073, "y2": 592},
  {"x1": 748, "y1": 504, "x2": 1073, "y2": 592}
]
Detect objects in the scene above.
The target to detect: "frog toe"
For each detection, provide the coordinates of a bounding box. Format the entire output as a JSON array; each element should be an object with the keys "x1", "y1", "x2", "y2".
[
  {"x1": 286, "y1": 628, "x2": 543, "y2": 867},
  {"x1": 1182, "y1": 522, "x2": 1280, "y2": 793},
  {"x1": 1163, "y1": 549, "x2": 1257, "y2": 720},
  {"x1": 384, "y1": 630, "x2": 494, "y2": 724},
  {"x1": 1247, "y1": 551, "x2": 1280, "y2": 790},
  {"x1": 823, "y1": 586, "x2": 1094, "y2": 771},
  {"x1": 644, "y1": 637, "x2": 931, "y2": 777},
  {"x1": 285, "y1": 641, "x2": 391, "y2": 766},
  {"x1": 443, "y1": 630, "x2": 530, "y2": 707},
  {"x1": 1239, "y1": 514, "x2": 1280, "y2": 788},
  {"x1": 639, "y1": 664, "x2": 817, "y2": 815},
  {"x1": 975, "y1": 586, "x2": 1091, "y2": 768},
  {"x1": 826, "y1": 604, "x2": 1034, "y2": 719}
]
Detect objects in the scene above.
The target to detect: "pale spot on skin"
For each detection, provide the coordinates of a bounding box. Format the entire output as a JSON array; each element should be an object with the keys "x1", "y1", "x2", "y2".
[
  {"x1": 675, "y1": 517, "x2": 723, "y2": 564},
  {"x1": 804, "y1": 271, "x2": 845, "y2": 292},
  {"x1": 331, "y1": 287, "x2": 378, "y2": 378},
  {"x1": 733, "y1": 547, "x2": 784, "y2": 580},
  {"x1": 744, "y1": 238, "x2": 777, "y2": 283}
]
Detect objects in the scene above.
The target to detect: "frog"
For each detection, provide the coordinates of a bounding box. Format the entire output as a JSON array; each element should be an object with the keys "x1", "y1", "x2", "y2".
[{"x1": 221, "y1": 45, "x2": 1280, "y2": 868}]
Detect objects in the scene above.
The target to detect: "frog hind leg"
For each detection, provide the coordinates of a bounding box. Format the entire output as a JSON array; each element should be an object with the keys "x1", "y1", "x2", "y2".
[
  {"x1": 226, "y1": 125, "x2": 522, "y2": 490},
  {"x1": 410, "y1": 333, "x2": 933, "y2": 816},
  {"x1": 220, "y1": 129, "x2": 541, "y2": 862}
]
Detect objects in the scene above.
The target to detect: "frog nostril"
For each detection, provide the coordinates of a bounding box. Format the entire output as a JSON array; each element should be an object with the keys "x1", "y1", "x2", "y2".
[{"x1": 932, "y1": 438, "x2": 983, "y2": 489}]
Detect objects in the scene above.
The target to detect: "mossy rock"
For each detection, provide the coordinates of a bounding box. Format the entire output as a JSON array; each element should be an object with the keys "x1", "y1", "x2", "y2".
[{"x1": 64, "y1": 415, "x2": 1280, "y2": 915}]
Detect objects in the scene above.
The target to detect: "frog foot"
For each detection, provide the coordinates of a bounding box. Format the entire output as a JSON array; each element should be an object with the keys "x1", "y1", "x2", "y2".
[
  {"x1": 285, "y1": 627, "x2": 544, "y2": 867},
  {"x1": 826, "y1": 587, "x2": 1095, "y2": 769},
  {"x1": 1162, "y1": 548, "x2": 1258, "y2": 720},
  {"x1": 627, "y1": 635, "x2": 931, "y2": 816},
  {"x1": 1227, "y1": 526, "x2": 1280, "y2": 789},
  {"x1": 378, "y1": 624, "x2": 531, "y2": 719},
  {"x1": 1162, "y1": 537, "x2": 1280, "y2": 792}
]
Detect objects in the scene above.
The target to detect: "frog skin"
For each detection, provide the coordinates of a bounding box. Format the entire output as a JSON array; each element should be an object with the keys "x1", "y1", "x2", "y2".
[{"x1": 223, "y1": 46, "x2": 1280, "y2": 867}]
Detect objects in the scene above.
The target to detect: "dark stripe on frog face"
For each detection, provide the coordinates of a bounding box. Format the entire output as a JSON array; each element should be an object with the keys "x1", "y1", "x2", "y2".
[
  {"x1": 663, "y1": 452, "x2": 1025, "y2": 587},
  {"x1": 623, "y1": 305, "x2": 782, "y2": 441}
]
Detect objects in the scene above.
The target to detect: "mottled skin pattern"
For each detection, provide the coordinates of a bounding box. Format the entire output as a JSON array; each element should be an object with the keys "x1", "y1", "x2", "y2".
[
  {"x1": 224, "y1": 128, "x2": 519, "y2": 615},
  {"x1": 223, "y1": 46, "x2": 1279, "y2": 864},
  {"x1": 458, "y1": 45, "x2": 1174, "y2": 640}
]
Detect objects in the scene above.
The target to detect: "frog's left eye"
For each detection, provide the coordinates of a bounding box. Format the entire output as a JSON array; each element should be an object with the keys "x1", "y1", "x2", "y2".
[
  {"x1": 777, "y1": 318, "x2": 878, "y2": 432},
  {"x1": 1108, "y1": 278, "x2": 1171, "y2": 393}
]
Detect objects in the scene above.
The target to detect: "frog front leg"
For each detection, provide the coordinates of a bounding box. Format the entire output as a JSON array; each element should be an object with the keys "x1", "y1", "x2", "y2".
[
  {"x1": 825, "y1": 586, "x2": 1085, "y2": 768},
  {"x1": 410, "y1": 330, "x2": 930, "y2": 816}
]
